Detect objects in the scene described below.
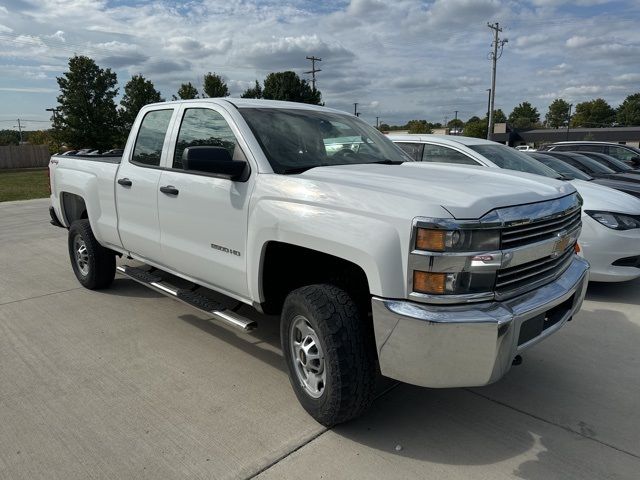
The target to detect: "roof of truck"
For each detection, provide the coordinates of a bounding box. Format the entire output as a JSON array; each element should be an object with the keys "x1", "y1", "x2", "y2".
[{"x1": 146, "y1": 98, "x2": 348, "y2": 115}]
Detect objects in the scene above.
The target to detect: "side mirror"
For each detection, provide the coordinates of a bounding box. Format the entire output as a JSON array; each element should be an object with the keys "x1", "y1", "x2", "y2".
[{"x1": 182, "y1": 146, "x2": 247, "y2": 180}]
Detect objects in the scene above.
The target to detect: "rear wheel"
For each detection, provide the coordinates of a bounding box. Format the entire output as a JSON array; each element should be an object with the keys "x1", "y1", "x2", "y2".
[
  {"x1": 68, "y1": 219, "x2": 115, "y2": 290},
  {"x1": 281, "y1": 284, "x2": 377, "y2": 426}
]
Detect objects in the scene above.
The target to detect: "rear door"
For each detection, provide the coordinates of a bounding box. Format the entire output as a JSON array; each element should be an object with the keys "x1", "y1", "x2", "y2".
[
  {"x1": 157, "y1": 104, "x2": 255, "y2": 298},
  {"x1": 115, "y1": 107, "x2": 177, "y2": 261}
]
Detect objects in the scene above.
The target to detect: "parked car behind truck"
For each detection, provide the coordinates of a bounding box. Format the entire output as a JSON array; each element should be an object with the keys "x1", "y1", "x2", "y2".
[
  {"x1": 390, "y1": 134, "x2": 640, "y2": 282},
  {"x1": 49, "y1": 99, "x2": 589, "y2": 425}
]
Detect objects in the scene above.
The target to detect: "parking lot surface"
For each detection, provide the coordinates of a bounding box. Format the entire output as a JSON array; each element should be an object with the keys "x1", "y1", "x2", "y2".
[{"x1": 1, "y1": 199, "x2": 639, "y2": 479}]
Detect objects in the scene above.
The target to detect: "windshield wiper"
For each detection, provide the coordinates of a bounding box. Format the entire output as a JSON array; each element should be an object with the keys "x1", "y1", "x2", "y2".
[
  {"x1": 280, "y1": 163, "x2": 334, "y2": 175},
  {"x1": 368, "y1": 159, "x2": 404, "y2": 165}
]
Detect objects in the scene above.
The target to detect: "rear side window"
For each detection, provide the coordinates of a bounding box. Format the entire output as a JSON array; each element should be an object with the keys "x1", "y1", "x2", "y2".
[
  {"x1": 576, "y1": 144, "x2": 605, "y2": 153},
  {"x1": 422, "y1": 144, "x2": 478, "y2": 165},
  {"x1": 395, "y1": 142, "x2": 423, "y2": 161},
  {"x1": 606, "y1": 146, "x2": 635, "y2": 161},
  {"x1": 173, "y1": 108, "x2": 240, "y2": 169},
  {"x1": 131, "y1": 109, "x2": 173, "y2": 166}
]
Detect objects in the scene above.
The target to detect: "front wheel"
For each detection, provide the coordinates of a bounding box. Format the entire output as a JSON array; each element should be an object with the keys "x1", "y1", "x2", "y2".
[
  {"x1": 68, "y1": 219, "x2": 115, "y2": 290},
  {"x1": 281, "y1": 284, "x2": 377, "y2": 426}
]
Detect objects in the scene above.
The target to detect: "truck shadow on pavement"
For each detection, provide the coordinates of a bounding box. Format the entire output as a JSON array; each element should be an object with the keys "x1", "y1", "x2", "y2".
[
  {"x1": 178, "y1": 310, "x2": 286, "y2": 374},
  {"x1": 332, "y1": 306, "x2": 639, "y2": 477}
]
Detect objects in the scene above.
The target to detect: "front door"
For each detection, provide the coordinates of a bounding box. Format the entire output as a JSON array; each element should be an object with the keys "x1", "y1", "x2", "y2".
[
  {"x1": 157, "y1": 105, "x2": 254, "y2": 299},
  {"x1": 115, "y1": 107, "x2": 175, "y2": 261}
]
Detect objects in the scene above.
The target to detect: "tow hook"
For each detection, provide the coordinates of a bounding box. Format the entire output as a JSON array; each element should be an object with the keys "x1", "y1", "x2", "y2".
[{"x1": 512, "y1": 355, "x2": 523, "y2": 366}]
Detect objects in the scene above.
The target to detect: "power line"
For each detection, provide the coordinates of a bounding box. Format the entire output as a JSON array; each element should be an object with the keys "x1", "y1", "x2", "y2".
[
  {"x1": 487, "y1": 22, "x2": 508, "y2": 140},
  {"x1": 304, "y1": 56, "x2": 322, "y2": 91}
]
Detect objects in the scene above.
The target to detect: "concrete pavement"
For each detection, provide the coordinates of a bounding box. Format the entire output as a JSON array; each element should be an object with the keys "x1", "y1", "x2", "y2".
[{"x1": 1, "y1": 199, "x2": 639, "y2": 479}]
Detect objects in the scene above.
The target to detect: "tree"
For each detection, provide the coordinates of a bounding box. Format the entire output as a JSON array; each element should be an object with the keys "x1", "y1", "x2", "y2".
[
  {"x1": 26, "y1": 130, "x2": 61, "y2": 154},
  {"x1": 52, "y1": 55, "x2": 120, "y2": 150},
  {"x1": 262, "y1": 71, "x2": 322, "y2": 104},
  {"x1": 0, "y1": 129, "x2": 20, "y2": 145},
  {"x1": 508, "y1": 101, "x2": 540, "y2": 129},
  {"x1": 572, "y1": 98, "x2": 616, "y2": 127},
  {"x1": 203, "y1": 72, "x2": 229, "y2": 98},
  {"x1": 120, "y1": 74, "x2": 164, "y2": 133},
  {"x1": 545, "y1": 98, "x2": 571, "y2": 128},
  {"x1": 617, "y1": 93, "x2": 640, "y2": 126},
  {"x1": 378, "y1": 123, "x2": 390, "y2": 131},
  {"x1": 464, "y1": 118, "x2": 487, "y2": 138},
  {"x1": 173, "y1": 82, "x2": 199, "y2": 100},
  {"x1": 241, "y1": 80, "x2": 263, "y2": 99},
  {"x1": 492, "y1": 109, "x2": 507, "y2": 123},
  {"x1": 407, "y1": 119, "x2": 432, "y2": 134}
]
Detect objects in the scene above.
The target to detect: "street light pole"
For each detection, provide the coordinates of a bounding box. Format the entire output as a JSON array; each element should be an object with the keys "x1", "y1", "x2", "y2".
[{"x1": 566, "y1": 104, "x2": 573, "y2": 141}]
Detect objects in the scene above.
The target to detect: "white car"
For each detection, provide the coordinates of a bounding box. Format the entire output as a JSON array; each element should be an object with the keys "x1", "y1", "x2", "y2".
[
  {"x1": 515, "y1": 145, "x2": 536, "y2": 152},
  {"x1": 391, "y1": 134, "x2": 640, "y2": 282}
]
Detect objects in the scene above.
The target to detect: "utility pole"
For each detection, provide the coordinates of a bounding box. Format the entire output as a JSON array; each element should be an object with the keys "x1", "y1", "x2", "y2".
[
  {"x1": 376, "y1": 116, "x2": 380, "y2": 128},
  {"x1": 305, "y1": 56, "x2": 322, "y2": 91},
  {"x1": 486, "y1": 88, "x2": 492, "y2": 138},
  {"x1": 353, "y1": 103, "x2": 358, "y2": 116},
  {"x1": 487, "y1": 22, "x2": 508, "y2": 140},
  {"x1": 13, "y1": 119, "x2": 23, "y2": 144},
  {"x1": 46, "y1": 107, "x2": 59, "y2": 121},
  {"x1": 454, "y1": 110, "x2": 459, "y2": 135},
  {"x1": 566, "y1": 103, "x2": 573, "y2": 141}
]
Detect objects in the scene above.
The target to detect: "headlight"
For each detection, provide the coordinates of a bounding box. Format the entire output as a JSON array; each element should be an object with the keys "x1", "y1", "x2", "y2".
[
  {"x1": 414, "y1": 228, "x2": 500, "y2": 252},
  {"x1": 586, "y1": 211, "x2": 640, "y2": 230}
]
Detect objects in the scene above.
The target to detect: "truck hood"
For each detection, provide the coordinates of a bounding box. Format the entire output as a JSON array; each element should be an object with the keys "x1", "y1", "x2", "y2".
[
  {"x1": 570, "y1": 179, "x2": 640, "y2": 214},
  {"x1": 298, "y1": 162, "x2": 575, "y2": 219}
]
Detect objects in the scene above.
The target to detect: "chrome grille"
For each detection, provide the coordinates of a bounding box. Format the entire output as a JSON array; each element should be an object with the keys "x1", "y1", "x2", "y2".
[
  {"x1": 501, "y1": 209, "x2": 581, "y2": 249},
  {"x1": 495, "y1": 247, "x2": 575, "y2": 294}
]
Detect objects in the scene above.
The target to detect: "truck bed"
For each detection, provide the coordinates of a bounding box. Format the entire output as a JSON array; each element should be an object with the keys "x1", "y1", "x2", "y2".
[{"x1": 49, "y1": 153, "x2": 123, "y2": 250}]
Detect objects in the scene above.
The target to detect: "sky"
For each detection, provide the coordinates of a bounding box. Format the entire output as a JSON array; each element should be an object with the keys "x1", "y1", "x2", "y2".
[{"x1": 0, "y1": 0, "x2": 639, "y2": 131}]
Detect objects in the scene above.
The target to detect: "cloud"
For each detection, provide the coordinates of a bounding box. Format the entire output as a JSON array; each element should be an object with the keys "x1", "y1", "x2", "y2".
[
  {"x1": 0, "y1": 86, "x2": 57, "y2": 93},
  {"x1": 242, "y1": 34, "x2": 355, "y2": 70},
  {"x1": 0, "y1": 0, "x2": 638, "y2": 125}
]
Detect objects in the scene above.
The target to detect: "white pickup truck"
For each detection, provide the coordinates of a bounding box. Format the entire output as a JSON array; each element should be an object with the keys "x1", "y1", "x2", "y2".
[{"x1": 49, "y1": 99, "x2": 589, "y2": 425}]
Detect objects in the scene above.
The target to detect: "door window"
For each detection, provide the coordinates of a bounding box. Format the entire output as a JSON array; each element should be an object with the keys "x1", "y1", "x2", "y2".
[
  {"x1": 131, "y1": 109, "x2": 174, "y2": 166},
  {"x1": 576, "y1": 144, "x2": 605, "y2": 153},
  {"x1": 422, "y1": 144, "x2": 478, "y2": 165},
  {"x1": 606, "y1": 146, "x2": 635, "y2": 161},
  {"x1": 173, "y1": 108, "x2": 241, "y2": 169},
  {"x1": 395, "y1": 142, "x2": 423, "y2": 161}
]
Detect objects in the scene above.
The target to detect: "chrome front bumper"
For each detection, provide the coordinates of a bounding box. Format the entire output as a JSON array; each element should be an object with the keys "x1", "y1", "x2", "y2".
[{"x1": 372, "y1": 256, "x2": 589, "y2": 388}]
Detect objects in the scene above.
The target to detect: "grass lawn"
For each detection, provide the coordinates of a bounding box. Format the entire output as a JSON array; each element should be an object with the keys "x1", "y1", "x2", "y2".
[{"x1": 0, "y1": 168, "x2": 50, "y2": 202}]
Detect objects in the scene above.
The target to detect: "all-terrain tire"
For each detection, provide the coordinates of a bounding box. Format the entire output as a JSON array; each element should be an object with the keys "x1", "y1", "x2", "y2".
[
  {"x1": 68, "y1": 219, "x2": 115, "y2": 290},
  {"x1": 281, "y1": 284, "x2": 377, "y2": 426}
]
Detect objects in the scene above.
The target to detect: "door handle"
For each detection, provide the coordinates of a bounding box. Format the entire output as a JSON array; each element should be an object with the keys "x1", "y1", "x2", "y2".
[
  {"x1": 117, "y1": 177, "x2": 132, "y2": 187},
  {"x1": 160, "y1": 185, "x2": 179, "y2": 196}
]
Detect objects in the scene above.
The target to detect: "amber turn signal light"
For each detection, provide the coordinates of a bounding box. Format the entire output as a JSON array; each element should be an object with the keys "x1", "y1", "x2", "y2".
[
  {"x1": 413, "y1": 271, "x2": 447, "y2": 294},
  {"x1": 416, "y1": 229, "x2": 446, "y2": 251},
  {"x1": 574, "y1": 243, "x2": 581, "y2": 253}
]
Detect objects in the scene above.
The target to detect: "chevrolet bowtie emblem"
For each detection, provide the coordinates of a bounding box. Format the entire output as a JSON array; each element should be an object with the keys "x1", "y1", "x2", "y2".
[{"x1": 551, "y1": 230, "x2": 571, "y2": 258}]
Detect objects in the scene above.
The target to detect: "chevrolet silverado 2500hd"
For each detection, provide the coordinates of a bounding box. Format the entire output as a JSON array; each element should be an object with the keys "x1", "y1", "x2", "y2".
[{"x1": 49, "y1": 99, "x2": 589, "y2": 426}]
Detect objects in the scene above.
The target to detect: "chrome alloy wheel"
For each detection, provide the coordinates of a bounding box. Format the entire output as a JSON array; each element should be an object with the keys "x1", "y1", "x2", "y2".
[
  {"x1": 73, "y1": 234, "x2": 90, "y2": 276},
  {"x1": 290, "y1": 315, "x2": 326, "y2": 398}
]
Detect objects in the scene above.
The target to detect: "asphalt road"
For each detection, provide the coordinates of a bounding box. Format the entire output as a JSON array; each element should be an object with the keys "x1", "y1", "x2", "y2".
[{"x1": 1, "y1": 198, "x2": 639, "y2": 479}]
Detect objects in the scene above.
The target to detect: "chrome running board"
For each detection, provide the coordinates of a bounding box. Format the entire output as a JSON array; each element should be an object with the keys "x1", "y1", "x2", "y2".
[{"x1": 116, "y1": 265, "x2": 257, "y2": 331}]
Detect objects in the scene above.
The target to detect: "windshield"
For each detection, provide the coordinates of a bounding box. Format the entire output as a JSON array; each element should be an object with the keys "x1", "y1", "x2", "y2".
[
  {"x1": 588, "y1": 154, "x2": 633, "y2": 172},
  {"x1": 239, "y1": 108, "x2": 410, "y2": 173},
  {"x1": 571, "y1": 155, "x2": 617, "y2": 174},
  {"x1": 532, "y1": 154, "x2": 593, "y2": 181},
  {"x1": 468, "y1": 144, "x2": 562, "y2": 179}
]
